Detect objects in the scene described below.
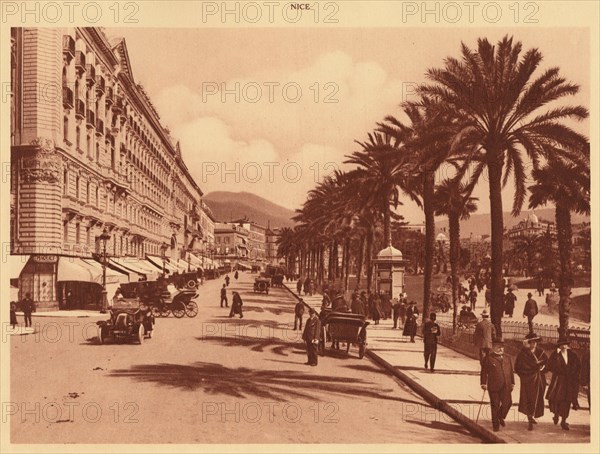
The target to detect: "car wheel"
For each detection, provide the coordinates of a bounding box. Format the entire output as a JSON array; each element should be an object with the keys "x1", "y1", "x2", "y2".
[
  {"x1": 98, "y1": 326, "x2": 107, "y2": 345},
  {"x1": 172, "y1": 302, "x2": 186, "y2": 318},
  {"x1": 137, "y1": 325, "x2": 144, "y2": 344},
  {"x1": 185, "y1": 301, "x2": 199, "y2": 318}
]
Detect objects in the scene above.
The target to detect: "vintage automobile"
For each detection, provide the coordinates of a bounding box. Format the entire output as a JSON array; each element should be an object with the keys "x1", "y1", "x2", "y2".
[
  {"x1": 253, "y1": 274, "x2": 271, "y2": 294},
  {"x1": 319, "y1": 311, "x2": 369, "y2": 359},
  {"x1": 265, "y1": 265, "x2": 286, "y2": 287},
  {"x1": 97, "y1": 300, "x2": 154, "y2": 345},
  {"x1": 116, "y1": 280, "x2": 199, "y2": 318}
]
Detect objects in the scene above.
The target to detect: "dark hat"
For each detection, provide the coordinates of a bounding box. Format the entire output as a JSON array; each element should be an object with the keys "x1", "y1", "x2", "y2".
[
  {"x1": 557, "y1": 337, "x2": 570, "y2": 346},
  {"x1": 429, "y1": 312, "x2": 436, "y2": 320},
  {"x1": 524, "y1": 332, "x2": 542, "y2": 342},
  {"x1": 492, "y1": 337, "x2": 504, "y2": 346},
  {"x1": 481, "y1": 309, "x2": 489, "y2": 318},
  {"x1": 308, "y1": 308, "x2": 317, "y2": 315},
  {"x1": 527, "y1": 292, "x2": 533, "y2": 297}
]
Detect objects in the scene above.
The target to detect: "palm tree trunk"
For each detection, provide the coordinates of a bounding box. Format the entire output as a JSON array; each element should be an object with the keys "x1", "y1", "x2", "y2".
[
  {"x1": 423, "y1": 171, "x2": 435, "y2": 323},
  {"x1": 383, "y1": 200, "x2": 392, "y2": 247},
  {"x1": 328, "y1": 241, "x2": 335, "y2": 281},
  {"x1": 555, "y1": 202, "x2": 573, "y2": 338},
  {"x1": 449, "y1": 213, "x2": 460, "y2": 334},
  {"x1": 488, "y1": 156, "x2": 504, "y2": 336},
  {"x1": 366, "y1": 226, "x2": 374, "y2": 293},
  {"x1": 356, "y1": 235, "x2": 365, "y2": 288},
  {"x1": 344, "y1": 237, "x2": 351, "y2": 291}
]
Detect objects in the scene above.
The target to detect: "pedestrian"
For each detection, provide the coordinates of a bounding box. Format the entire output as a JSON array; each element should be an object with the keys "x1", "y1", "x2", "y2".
[
  {"x1": 392, "y1": 293, "x2": 407, "y2": 329},
  {"x1": 321, "y1": 292, "x2": 332, "y2": 312},
  {"x1": 225, "y1": 275, "x2": 230, "y2": 287},
  {"x1": 504, "y1": 288, "x2": 516, "y2": 318},
  {"x1": 294, "y1": 299, "x2": 305, "y2": 330},
  {"x1": 303, "y1": 278, "x2": 311, "y2": 296},
  {"x1": 10, "y1": 302, "x2": 18, "y2": 329},
  {"x1": 229, "y1": 291, "x2": 243, "y2": 318},
  {"x1": 468, "y1": 288, "x2": 478, "y2": 310},
  {"x1": 21, "y1": 292, "x2": 35, "y2": 328},
  {"x1": 480, "y1": 338, "x2": 515, "y2": 432},
  {"x1": 351, "y1": 292, "x2": 365, "y2": 316},
  {"x1": 380, "y1": 291, "x2": 391, "y2": 319},
  {"x1": 371, "y1": 293, "x2": 382, "y2": 325},
  {"x1": 484, "y1": 286, "x2": 491, "y2": 308},
  {"x1": 514, "y1": 332, "x2": 548, "y2": 430},
  {"x1": 523, "y1": 292, "x2": 539, "y2": 333},
  {"x1": 308, "y1": 279, "x2": 315, "y2": 296},
  {"x1": 546, "y1": 337, "x2": 581, "y2": 430},
  {"x1": 332, "y1": 291, "x2": 349, "y2": 312},
  {"x1": 302, "y1": 309, "x2": 321, "y2": 366},
  {"x1": 473, "y1": 309, "x2": 496, "y2": 366},
  {"x1": 423, "y1": 312, "x2": 441, "y2": 372},
  {"x1": 220, "y1": 284, "x2": 228, "y2": 308},
  {"x1": 234, "y1": 270, "x2": 239, "y2": 280},
  {"x1": 359, "y1": 291, "x2": 369, "y2": 316},
  {"x1": 536, "y1": 275, "x2": 544, "y2": 297},
  {"x1": 296, "y1": 277, "x2": 303, "y2": 296},
  {"x1": 402, "y1": 301, "x2": 419, "y2": 342}
]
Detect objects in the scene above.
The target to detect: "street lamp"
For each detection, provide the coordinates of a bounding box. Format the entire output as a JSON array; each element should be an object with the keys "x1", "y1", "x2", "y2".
[
  {"x1": 187, "y1": 246, "x2": 192, "y2": 272},
  {"x1": 98, "y1": 227, "x2": 111, "y2": 314},
  {"x1": 160, "y1": 242, "x2": 169, "y2": 278}
]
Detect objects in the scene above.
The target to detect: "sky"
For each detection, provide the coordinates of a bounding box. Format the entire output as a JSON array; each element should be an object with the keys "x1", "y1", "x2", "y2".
[{"x1": 111, "y1": 27, "x2": 590, "y2": 223}]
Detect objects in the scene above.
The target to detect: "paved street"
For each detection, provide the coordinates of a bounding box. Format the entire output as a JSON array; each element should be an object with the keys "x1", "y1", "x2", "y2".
[{"x1": 10, "y1": 272, "x2": 478, "y2": 444}]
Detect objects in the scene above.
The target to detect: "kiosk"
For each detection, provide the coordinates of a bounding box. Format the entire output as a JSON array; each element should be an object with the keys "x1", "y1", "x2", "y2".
[{"x1": 373, "y1": 245, "x2": 408, "y2": 298}]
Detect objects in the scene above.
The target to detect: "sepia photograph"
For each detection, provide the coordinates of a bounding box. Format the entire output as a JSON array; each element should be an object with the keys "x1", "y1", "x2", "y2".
[{"x1": 1, "y1": 1, "x2": 597, "y2": 452}]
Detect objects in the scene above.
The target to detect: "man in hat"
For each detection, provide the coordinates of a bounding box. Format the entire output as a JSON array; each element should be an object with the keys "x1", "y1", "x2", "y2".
[
  {"x1": 294, "y1": 299, "x2": 305, "y2": 331},
  {"x1": 392, "y1": 293, "x2": 407, "y2": 329},
  {"x1": 220, "y1": 284, "x2": 228, "y2": 308},
  {"x1": 504, "y1": 288, "x2": 517, "y2": 318},
  {"x1": 514, "y1": 332, "x2": 548, "y2": 430},
  {"x1": 468, "y1": 287, "x2": 478, "y2": 310},
  {"x1": 473, "y1": 309, "x2": 496, "y2": 366},
  {"x1": 481, "y1": 338, "x2": 515, "y2": 432},
  {"x1": 523, "y1": 293, "x2": 539, "y2": 333},
  {"x1": 423, "y1": 313, "x2": 441, "y2": 372},
  {"x1": 229, "y1": 291, "x2": 243, "y2": 318},
  {"x1": 546, "y1": 337, "x2": 581, "y2": 430},
  {"x1": 402, "y1": 301, "x2": 418, "y2": 342},
  {"x1": 302, "y1": 309, "x2": 321, "y2": 366}
]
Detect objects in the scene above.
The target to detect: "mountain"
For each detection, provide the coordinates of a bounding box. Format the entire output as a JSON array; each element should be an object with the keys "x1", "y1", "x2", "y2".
[
  {"x1": 435, "y1": 208, "x2": 590, "y2": 239},
  {"x1": 203, "y1": 191, "x2": 296, "y2": 228}
]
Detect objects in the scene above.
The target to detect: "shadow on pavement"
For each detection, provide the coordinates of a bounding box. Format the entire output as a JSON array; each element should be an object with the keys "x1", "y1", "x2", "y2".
[
  {"x1": 407, "y1": 419, "x2": 474, "y2": 437},
  {"x1": 108, "y1": 361, "x2": 428, "y2": 404}
]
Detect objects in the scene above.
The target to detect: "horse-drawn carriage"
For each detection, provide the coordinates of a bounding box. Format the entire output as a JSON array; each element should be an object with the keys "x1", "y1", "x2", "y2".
[
  {"x1": 116, "y1": 280, "x2": 199, "y2": 318},
  {"x1": 97, "y1": 299, "x2": 154, "y2": 345},
  {"x1": 318, "y1": 311, "x2": 369, "y2": 359}
]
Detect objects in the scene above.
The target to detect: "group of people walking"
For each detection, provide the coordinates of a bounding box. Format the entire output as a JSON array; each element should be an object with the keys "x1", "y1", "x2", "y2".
[
  {"x1": 219, "y1": 279, "x2": 243, "y2": 318},
  {"x1": 9, "y1": 292, "x2": 35, "y2": 329}
]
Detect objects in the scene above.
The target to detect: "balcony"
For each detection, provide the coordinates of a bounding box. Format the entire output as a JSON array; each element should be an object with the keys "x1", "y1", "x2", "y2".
[
  {"x1": 112, "y1": 96, "x2": 124, "y2": 114},
  {"x1": 86, "y1": 109, "x2": 95, "y2": 128},
  {"x1": 95, "y1": 75, "x2": 105, "y2": 95},
  {"x1": 75, "y1": 99, "x2": 85, "y2": 119},
  {"x1": 74, "y1": 51, "x2": 86, "y2": 76},
  {"x1": 95, "y1": 118, "x2": 104, "y2": 136},
  {"x1": 63, "y1": 36, "x2": 75, "y2": 63},
  {"x1": 62, "y1": 86, "x2": 74, "y2": 109},
  {"x1": 86, "y1": 64, "x2": 96, "y2": 86},
  {"x1": 105, "y1": 86, "x2": 114, "y2": 106}
]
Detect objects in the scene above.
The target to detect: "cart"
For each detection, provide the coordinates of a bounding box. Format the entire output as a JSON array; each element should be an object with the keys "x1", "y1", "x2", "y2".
[{"x1": 319, "y1": 312, "x2": 369, "y2": 359}]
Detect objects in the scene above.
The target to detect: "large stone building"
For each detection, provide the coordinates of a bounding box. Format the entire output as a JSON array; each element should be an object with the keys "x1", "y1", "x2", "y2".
[
  {"x1": 214, "y1": 222, "x2": 250, "y2": 263},
  {"x1": 232, "y1": 218, "x2": 266, "y2": 263},
  {"x1": 505, "y1": 211, "x2": 557, "y2": 240},
  {"x1": 9, "y1": 27, "x2": 214, "y2": 310}
]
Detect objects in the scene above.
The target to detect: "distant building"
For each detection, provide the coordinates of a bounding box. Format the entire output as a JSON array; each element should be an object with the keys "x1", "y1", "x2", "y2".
[
  {"x1": 265, "y1": 227, "x2": 281, "y2": 266},
  {"x1": 505, "y1": 211, "x2": 557, "y2": 240},
  {"x1": 214, "y1": 222, "x2": 249, "y2": 262},
  {"x1": 231, "y1": 218, "x2": 266, "y2": 262}
]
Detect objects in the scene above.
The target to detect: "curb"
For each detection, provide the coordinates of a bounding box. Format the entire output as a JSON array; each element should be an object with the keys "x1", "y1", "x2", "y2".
[{"x1": 282, "y1": 282, "x2": 506, "y2": 444}]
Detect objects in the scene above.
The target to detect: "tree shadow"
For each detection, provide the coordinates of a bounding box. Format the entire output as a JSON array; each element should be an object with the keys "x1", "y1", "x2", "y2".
[
  {"x1": 197, "y1": 335, "x2": 304, "y2": 357},
  {"x1": 407, "y1": 419, "x2": 474, "y2": 437},
  {"x1": 109, "y1": 361, "x2": 426, "y2": 404}
]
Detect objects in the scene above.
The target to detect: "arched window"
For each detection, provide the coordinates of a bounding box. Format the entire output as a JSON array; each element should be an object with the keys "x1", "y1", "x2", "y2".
[{"x1": 63, "y1": 116, "x2": 69, "y2": 142}]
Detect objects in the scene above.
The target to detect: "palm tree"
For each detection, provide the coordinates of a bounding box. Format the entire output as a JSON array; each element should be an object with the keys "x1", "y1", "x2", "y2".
[
  {"x1": 528, "y1": 155, "x2": 590, "y2": 338},
  {"x1": 434, "y1": 179, "x2": 478, "y2": 333},
  {"x1": 421, "y1": 36, "x2": 589, "y2": 334}
]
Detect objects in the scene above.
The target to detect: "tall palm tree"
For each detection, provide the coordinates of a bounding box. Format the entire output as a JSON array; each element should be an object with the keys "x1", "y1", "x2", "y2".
[
  {"x1": 434, "y1": 179, "x2": 478, "y2": 333},
  {"x1": 528, "y1": 155, "x2": 590, "y2": 338},
  {"x1": 421, "y1": 36, "x2": 589, "y2": 334}
]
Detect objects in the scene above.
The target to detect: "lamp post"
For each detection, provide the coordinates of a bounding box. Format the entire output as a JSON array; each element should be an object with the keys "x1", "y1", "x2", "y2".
[
  {"x1": 160, "y1": 242, "x2": 168, "y2": 278},
  {"x1": 187, "y1": 246, "x2": 192, "y2": 272},
  {"x1": 98, "y1": 228, "x2": 111, "y2": 314}
]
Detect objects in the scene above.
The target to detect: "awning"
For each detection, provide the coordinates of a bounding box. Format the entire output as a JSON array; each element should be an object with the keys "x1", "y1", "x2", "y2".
[
  {"x1": 57, "y1": 257, "x2": 126, "y2": 284},
  {"x1": 187, "y1": 253, "x2": 204, "y2": 270},
  {"x1": 146, "y1": 255, "x2": 179, "y2": 274},
  {"x1": 172, "y1": 259, "x2": 190, "y2": 273},
  {"x1": 110, "y1": 257, "x2": 160, "y2": 280},
  {"x1": 6, "y1": 255, "x2": 31, "y2": 280}
]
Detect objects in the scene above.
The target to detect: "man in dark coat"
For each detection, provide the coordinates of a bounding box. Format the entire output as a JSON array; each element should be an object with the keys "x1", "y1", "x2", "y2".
[
  {"x1": 380, "y1": 291, "x2": 391, "y2": 319},
  {"x1": 294, "y1": 299, "x2": 305, "y2": 330},
  {"x1": 303, "y1": 278, "x2": 311, "y2": 296},
  {"x1": 220, "y1": 284, "x2": 228, "y2": 308},
  {"x1": 423, "y1": 312, "x2": 441, "y2": 372},
  {"x1": 468, "y1": 288, "x2": 478, "y2": 310},
  {"x1": 21, "y1": 293, "x2": 35, "y2": 328},
  {"x1": 332, "y1": 292, "x2": 349, "y2": 312},
  {"x1": 351, "y1": 292, "x2": 365, "y2": 316},
  {"x1": 480, "y1": 338, "x2": 515, "y2": 432},
  {"x1": 371, "y1": 293, "x2": 382, "y2": 325},
  {"x1": 504, "y1": 289, "x2": 516, "y2": 318},
  {"x1": 302, "y1": 309, "x2": 321, "y2": 366},
  {"x1": 225, "y1": 275, "x2": 230, "y2": 287},
  {"x1": 514, "y1": 332, "x2": 548, "y2": 430},
  {"x1": 229, "y1": 291, "x2": 243, "y2": 318},
  {"x1": 523, "y1": 292, "x2": 539, "y2": 333},
  {"x1": 546, "y1": 337, "x2": 581, "y2": 430},
  {"x1": 402, "y1": 301, "x2": 418, "y2": 342},
  {"x1": 359, "y1": 291, "x2": 369, "y2": 317},
  {"x1": 473, "y1": 310, "x2": 496, "y2": 366},
  {"x1": 296, "y1": 277, "x2": 303, "y2": 296},
  {"x1": 392, "y1": 293, "x2": 407, "y2": 329}
]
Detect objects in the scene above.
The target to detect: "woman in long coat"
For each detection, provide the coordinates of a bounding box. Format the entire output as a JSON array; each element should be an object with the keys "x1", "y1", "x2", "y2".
[
  {"x1": 371, "y1": 293, "x2": 382, "y2": 325},
  {"x1": 229, "y1": 291, "x2": 244, "y2": 318},
  {"x1": 403, "y1": 301, "x2": 419, "y2": 342},
  {"x1": 514, "y1": 333, "x2": 548, "y2": 430},
  {"x1": 546, "y1": 338, "x2": 581, "y2": 430}
]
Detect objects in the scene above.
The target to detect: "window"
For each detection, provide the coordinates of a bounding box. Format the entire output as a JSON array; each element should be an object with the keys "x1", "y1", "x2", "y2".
[
  {"x1": 63, "y1": 170, "x2": 68, "y2": 195},
  {"x1": 96, "y1": 142, "x2": 100, "y2": 163},
  {"x1": 95, "y1": 186, "x2": 99, "y2": 206},
  {"x1": 76, "y1": 126, "x2": 81, "y2": 150},
  {"x1": 75, "y1": 223, "x2": 80, "y2": 244},
  {"x1": 87, "y1": 134, "x2": 91, "y2": 157},
  {"x1": 86, "y1": 181, "x2": 90, "y2": 203},
  {"x1": 63, "y1": 221, "x2": 69, "y2": 242},
  {"x1": 75, "y1": 176, "x2": 80, "y2": 199},
  {"x1": 63, "y1": 116, "x2": 69, "y2": 142},
  {"x1": 86, "y1": 226, "x2": 91, "y2": 246}
]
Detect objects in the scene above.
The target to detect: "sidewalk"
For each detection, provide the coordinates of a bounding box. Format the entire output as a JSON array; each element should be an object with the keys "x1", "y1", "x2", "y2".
[
  {"x1": 14, "y1": 310, "x2": 105, "y2": 318},
  {"x1": 284, "y1": 280, "x2": 590, "y2": 444}
]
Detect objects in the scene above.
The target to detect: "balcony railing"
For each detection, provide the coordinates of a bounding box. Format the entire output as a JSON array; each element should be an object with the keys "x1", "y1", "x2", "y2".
[
  {"x1": 86, "y1": 64, "x2": 96, "y2": 86},
  {"x1": 63, "y1": 36, "x2": 75, "y2": 62},
  {"x1": 95, "y1": 75, "x2": 105, "y2": 95},
  {"x1": 95, "y1": 118, "x2": 104, "y2": 136},
  {"x1": 75, "y1": 99, "x2": 85, "y2": 119},
  {"x1": 86, "y1": 109, "x2": 95, "y2": 128},
  {"x1": 74, "y1": 51, "x2": 86, "y2": 75},
  {"x1": 62, "y1": 86, "x2": 74, "y2": 109}
]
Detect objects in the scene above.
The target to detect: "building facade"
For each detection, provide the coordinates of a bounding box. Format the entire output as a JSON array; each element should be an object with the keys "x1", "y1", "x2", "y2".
[
  {"x1": 232, "y1": 219, "x2": 266, "y2": 262},
  {"x1": 265, "y1": 227, "x2": 280, "y2": 266},
  {"x1": 214, "y1": 223, "x2": 249, "y2": 262},
  {"x1": 9, "y1": 27, "x2": 214, "y2": 309},
  {"x1": 505, "y1": 211, "x2": 558, "y2": 240}
]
